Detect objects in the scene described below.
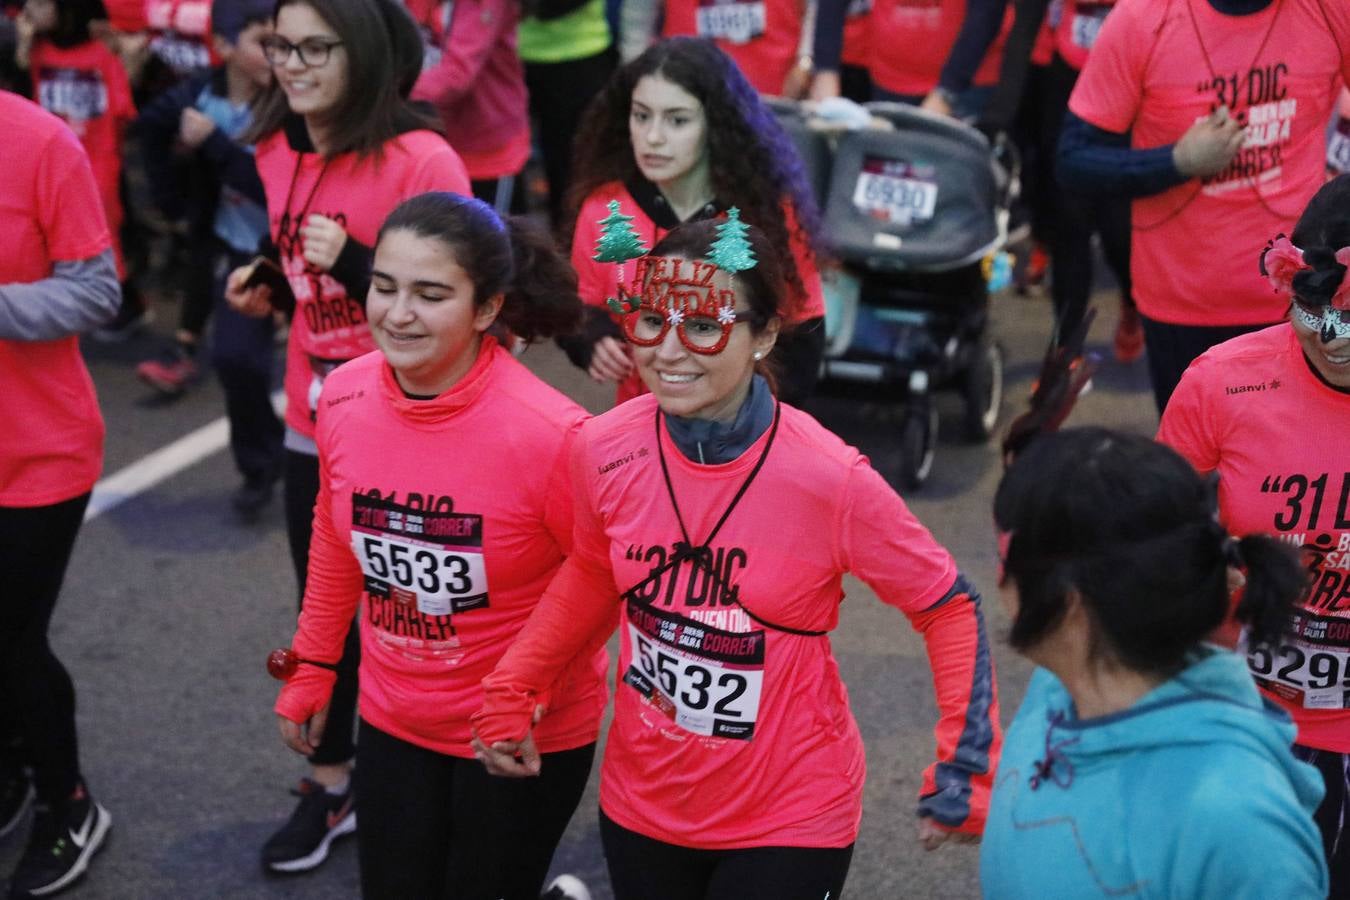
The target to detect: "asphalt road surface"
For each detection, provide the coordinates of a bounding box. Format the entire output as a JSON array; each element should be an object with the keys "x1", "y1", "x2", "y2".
[{"x1": 1, "y1": 283, "x2": 1157, "y2": 899}]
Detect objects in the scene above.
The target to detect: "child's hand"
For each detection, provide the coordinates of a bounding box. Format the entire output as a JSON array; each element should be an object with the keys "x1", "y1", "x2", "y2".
[
  {"x1": 300, "y1": 215, "x2": 348, "y2": 272},
  {"x1": 178, "y1": 108, "x2": 216, "y2": 149}
]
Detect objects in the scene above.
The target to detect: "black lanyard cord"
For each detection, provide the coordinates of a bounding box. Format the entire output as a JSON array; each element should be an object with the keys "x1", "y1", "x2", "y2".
[{"x1": 619, "y1": 404, "x2": 828, "y2": 638}]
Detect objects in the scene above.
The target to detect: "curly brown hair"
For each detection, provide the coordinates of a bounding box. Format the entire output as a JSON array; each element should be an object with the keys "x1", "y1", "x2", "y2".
[{"x1": 567, "y1": 37, "x2": 824, "y2": 313}]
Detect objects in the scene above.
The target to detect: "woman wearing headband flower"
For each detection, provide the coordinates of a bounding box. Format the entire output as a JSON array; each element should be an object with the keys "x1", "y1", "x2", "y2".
[
  {"x1": 1159, "y1": 174, "x2": 1350, "y2": 896},
  {"x1": 982, "y1": 428, "x2": 1325, "y2": 898},
  {"x1": 472, "y1": 218, "x2": 1000, "y2": 898}
]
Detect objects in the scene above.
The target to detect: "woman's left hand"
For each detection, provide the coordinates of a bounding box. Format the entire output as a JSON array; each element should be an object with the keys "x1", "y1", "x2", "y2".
[
  {"x1": 471, "y1": 731, "x2": 542, "y2": 778},
  {"x1": 301, "y1": 214, "x2": 348, "y2": 272},
  {"x1": 917, "y1": 817, "x2": 980, "y2": 852}
]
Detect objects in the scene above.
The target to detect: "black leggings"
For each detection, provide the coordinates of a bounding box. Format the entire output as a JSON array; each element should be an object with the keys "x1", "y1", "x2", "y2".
[
  {"x1": 355, "y1": 720, "x2": 595, "y2": 899},
  {"x1": 599, "y1": 809, "x2": 853, "y2": 900},
  {"x1": 1040, "y1": 54, "x2": 1133, "y2": 348},
  {"x1": 1293, "y1": 745, "x2": 1350, "y2": 899},
  {"x1": 283, "y1": 449, "x2": 359, "y2": 766},
  {"x1": 0, "y1": 493, "x2": 89, "y2": 807}
]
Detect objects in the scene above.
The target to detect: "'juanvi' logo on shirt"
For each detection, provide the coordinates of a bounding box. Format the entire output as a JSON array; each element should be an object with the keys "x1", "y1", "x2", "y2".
[{"x1": 1226, "y1": 379, "x2": 1281, "y2": 395}]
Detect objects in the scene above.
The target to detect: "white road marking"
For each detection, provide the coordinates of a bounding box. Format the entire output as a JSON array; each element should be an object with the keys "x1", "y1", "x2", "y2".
[{"x1": 84, "y1": 391, "x2": 285, "y2": 522}]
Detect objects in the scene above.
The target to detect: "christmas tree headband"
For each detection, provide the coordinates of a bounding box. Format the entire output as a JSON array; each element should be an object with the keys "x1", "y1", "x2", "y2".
[{"x1": 593, "y1": 204, "x2": 762, "y2": 354}]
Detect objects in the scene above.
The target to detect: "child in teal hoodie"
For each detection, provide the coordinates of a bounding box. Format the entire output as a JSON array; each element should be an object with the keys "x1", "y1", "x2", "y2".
[{"x1": 981, "y1": 428, "x2": 1327, "y2": 899}]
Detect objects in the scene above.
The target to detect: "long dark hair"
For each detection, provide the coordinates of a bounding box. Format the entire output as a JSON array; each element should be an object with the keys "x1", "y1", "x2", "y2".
[
  {"x1": 994, "y1": 428, "x2": 1305, "y2": 675},
  {"x1": 377, "y1": 192, "x2": 583, "y2": 342},
  {"x1": 568, "y1": 37, "x2": 822, "y2": 314},
  {"x1": 244, "y1": 0, "x2": 440, "y2": 158}
]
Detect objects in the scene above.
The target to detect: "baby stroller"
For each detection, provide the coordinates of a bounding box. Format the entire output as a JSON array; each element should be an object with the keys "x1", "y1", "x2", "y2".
[{"x1": 771, "y1": 100, "x2": 1014, "y2": 489}]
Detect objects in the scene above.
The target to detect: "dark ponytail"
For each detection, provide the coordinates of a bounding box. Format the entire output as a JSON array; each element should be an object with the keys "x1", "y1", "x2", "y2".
[
  {"x1": 377, "y1": 192, "x2": 583, "y2": 343},
  {"x1": 994, "y1": 428, "x2": 1304, "y2": 675},
  {"x1": 497, "y1": 217, "x2": 583, "y2": 342},
  {"x1": 1232, "y1": 534, "x2": 1306, "y2": 650}
]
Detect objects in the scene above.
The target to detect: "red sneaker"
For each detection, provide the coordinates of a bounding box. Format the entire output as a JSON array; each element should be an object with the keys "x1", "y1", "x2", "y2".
[
  {"x1": 136, "y1": 350, "x2": 200, "y2": 396},
  {"x1": 1114, "y1": 304, "x2": 1145, "y2": 364}
]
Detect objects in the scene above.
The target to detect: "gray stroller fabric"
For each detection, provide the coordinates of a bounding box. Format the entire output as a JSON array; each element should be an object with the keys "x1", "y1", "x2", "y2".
[{"x1": 824, "y1": 104, "x2": 1002, "y2": 273}]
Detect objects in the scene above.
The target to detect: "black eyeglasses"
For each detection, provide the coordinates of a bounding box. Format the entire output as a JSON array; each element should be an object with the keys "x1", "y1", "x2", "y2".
[{"x1": 260, "y1": 35, "x2": 344, "y2": 68}]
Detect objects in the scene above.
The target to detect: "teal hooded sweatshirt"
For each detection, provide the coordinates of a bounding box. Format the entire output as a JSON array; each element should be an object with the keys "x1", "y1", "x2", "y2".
[{"x1": 980, "y1": 648, "x2": 1328, "y2": 899}]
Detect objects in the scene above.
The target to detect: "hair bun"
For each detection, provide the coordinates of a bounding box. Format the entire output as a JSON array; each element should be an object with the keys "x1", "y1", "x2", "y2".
[{"x1": 1292, "y1": 264, "x2": 1345, "y2": 306}]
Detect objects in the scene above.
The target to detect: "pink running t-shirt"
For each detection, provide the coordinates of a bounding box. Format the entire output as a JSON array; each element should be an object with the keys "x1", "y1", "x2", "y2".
[
  {"x1": 869, "y1": 0, "x2": 1010, "y2": 97},
  {"x1": 1159, "y1": 325, "x2": 1350, "y2": 752},
  {"x1": 1070, "y1": 0, "x2": 1350, "y2": 326},
  {"x1": 275, "y1": 340, "x2": 608, "y2": 756},
  {"x1": 0, "y1": 94, "x2": 109, "y2": 507},
  {"x1": 255, "y1": 128, "x2": 469, "y2": 439},
  {"x1": 477, "y1": 396, "x2": 1001, "y2": 848}
]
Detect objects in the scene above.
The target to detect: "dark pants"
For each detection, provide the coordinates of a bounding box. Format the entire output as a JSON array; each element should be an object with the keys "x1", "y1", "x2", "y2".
[
  {"x1": 355, "y1": 721, "x2": 595, "y2": 899},
  {"x1": 1293, "y1": 745, "x2": 1350, "y2": 899},
  {"x1": 1011, "y1": 62, "x2": 1057, "y2": 247},
  {"x1": 283, "y1": 450, "x2": 359, "y2": 766},
  {"x1": 600, "y1": 810, "x2": 854, "y2": 900},
  {"x1": 470, "y1": 176, "x2": 523, "y2": 217},
  {"x1": 524, "y1": 47, "x2": 618, "y2": 228},
  {"x1": 1040, "y1": 55, "x2": 1133, "y2": 348},
  {"x1": 0, "y1": 494, "x2": 90, "y2": 808},
  {"x1": 210, "y1": 247, "x2": 283, "y2": 486},
  {"x1": 1140, "y1": 316, "x2": 1275, "y2": 414}
]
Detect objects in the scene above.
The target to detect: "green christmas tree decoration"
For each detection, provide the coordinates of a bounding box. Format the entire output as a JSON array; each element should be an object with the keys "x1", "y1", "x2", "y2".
[
  {"x1": 708, "y1": 207, "x2": 757, "y2": 274},
  {"x1": 593, "y1": 200, "x2": 649, "y2": 263}
]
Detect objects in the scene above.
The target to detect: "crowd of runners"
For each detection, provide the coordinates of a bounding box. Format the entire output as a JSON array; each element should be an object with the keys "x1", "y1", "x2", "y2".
[{"x1": 3, "y1": 0, "x2": 1350, "y2": 897}]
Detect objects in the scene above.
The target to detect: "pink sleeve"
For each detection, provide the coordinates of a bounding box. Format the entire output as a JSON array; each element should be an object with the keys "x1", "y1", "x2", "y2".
[
  {"x1": 36, "y1": 127, "x2": 110, "y2": 262},
  {"x1": 274, "y1": 443, "x2": 365, "y2": 724},
  {"x1": 838, "y1": 458, "x2": 957, "y2": 612},
  {"x1": 415, "y1": 144, "x2": 473, "y2": 196},
  {"x1": 542, "y1": 417, "x2": 586, "y2": 555},
  {"x1": 571, "y1": 206, "x2": 609, "y2": 309},
  {"x1": 1066, "y1": 0, "x2": 1145, "y2": 134},
  {"x1": 473, "y1": 425, "x2": 621, "y2": 744},
  {"x1": 840, "y1": 458, "x2": 1000, "y2": 833},
  {"x1": 1157, "y1": 358, "x2": 1220, "y2": 475},
  {"x1": 411, "y1": 0, "x2": 514, "y2": 107}
]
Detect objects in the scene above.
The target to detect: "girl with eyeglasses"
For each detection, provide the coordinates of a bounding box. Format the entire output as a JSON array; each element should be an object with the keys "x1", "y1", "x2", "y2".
[
  {"x1": 474, "y1": 219, "x2": 1000, "y2": 899},
  {"x1": 1159, "y1": 174, "x2": 1350, "y2": 896},
  {"x1": 224, "y1": 0, "x2": 470, "y2": 875}
]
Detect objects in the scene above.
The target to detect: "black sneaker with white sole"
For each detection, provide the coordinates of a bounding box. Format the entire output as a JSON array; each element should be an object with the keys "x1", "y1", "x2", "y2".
[
  {"x1": 7, "y1": 788, "x2": 111, "y2": 898},
  {"x1": 541, "y1": 875, "x2": 593, "y2": 900},
  {"x1": 260, "y1": 779, "x2": 355, "y2": 874}
]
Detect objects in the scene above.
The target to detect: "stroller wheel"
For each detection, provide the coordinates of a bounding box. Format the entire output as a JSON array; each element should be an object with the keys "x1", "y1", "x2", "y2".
[
  {"x1": 897, "y1": 401, "x2": 939, "y2": 491},
  {"x1": 962, "y1": 338, "x2": 1004, "y2": 442}
]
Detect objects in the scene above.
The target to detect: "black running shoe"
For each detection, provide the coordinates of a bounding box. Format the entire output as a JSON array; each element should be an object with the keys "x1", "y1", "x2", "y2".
[
  {"x1": 0, "y1": 769, "x2": 33, "y2": 841},
  {"x1": 260, "y1": 779, "x2": 355, "y2": 874},
  {"x1": 7, "y1": 787, "x2": 111, "y2": 898},
  {"x1": 231, "y1": 477, "x2": 276, "y2": 518}
]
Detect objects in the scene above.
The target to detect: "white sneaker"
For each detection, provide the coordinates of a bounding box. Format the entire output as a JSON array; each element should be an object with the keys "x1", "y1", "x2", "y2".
[{"x1": 541, "y1": 874, "x2": 592, "y2": 900}]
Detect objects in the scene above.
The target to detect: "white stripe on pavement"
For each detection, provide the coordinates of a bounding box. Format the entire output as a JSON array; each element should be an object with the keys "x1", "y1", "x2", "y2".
[{"x1": 85, "y1": 390, "x2": 285, "y2": 522}]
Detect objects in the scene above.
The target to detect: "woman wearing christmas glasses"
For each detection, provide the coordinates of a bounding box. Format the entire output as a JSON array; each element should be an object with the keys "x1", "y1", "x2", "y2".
[
  {"x1": 561, "y1": 37, "x2": 827, "y2": 410},
  {"x1": 1159, "y1": 175, "x2": 1350, "y2": 896},
  {"x1": 473, "y1": 218, "x2": 1000, "y2": 899},
  {"x1": 224, "y1": 0, "x2": 470, "y2": 874}
]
